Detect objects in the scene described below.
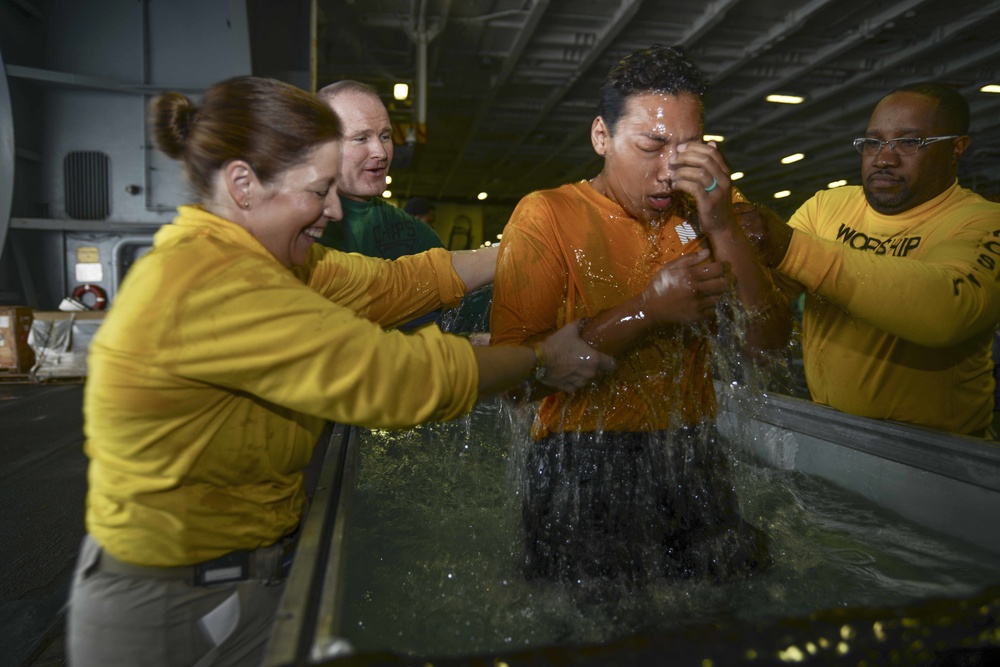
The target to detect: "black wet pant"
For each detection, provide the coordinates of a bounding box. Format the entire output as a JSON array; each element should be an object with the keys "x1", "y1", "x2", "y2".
[{"x1": 521, "y1": 425, "x2": 771, "y2": 585}]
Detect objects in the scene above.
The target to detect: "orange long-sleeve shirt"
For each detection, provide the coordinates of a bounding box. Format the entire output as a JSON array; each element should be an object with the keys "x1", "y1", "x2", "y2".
[{"x1": 490, "y1": 181, "x2": 722, "y2": 439}]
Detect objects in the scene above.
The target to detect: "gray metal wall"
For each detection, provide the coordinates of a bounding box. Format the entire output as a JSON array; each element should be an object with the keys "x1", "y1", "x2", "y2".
[{"x1": 1, "y1": 0, "x2": 253, "y2": 309}]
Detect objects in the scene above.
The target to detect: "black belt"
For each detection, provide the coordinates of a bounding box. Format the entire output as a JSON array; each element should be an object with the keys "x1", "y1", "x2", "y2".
[{"x1": 96, "y1": 534, "x2": 297, "y2": 587}]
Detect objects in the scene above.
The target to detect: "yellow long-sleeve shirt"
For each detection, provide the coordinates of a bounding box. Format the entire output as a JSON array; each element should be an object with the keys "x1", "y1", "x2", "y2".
[
  {"x1": 84, "y1": 206, "x2": 478, "y2": 566},
  {"x1": 780, "y1": 182, "x2": 1000, "y2": 434}
]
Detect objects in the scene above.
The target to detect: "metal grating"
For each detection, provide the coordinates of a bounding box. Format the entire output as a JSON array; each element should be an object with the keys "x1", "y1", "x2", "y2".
[{"x1": 64, "y1": 150, "x2": 111, "y2": 220}]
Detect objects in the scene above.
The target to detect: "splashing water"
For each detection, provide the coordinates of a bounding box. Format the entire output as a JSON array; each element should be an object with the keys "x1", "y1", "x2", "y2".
[
  {"x1": 340, "y1": 230, "x2": 986, "y2": 655},
  {"x1": 437, "y1": 285, "x2": 493, "y2": 334},
  {"x1": 337, "y1": 297, "x2": 1000, "y2": 657},
  {"x1": 338, "y1": 398, "x2": 1000, "y2": 657}
]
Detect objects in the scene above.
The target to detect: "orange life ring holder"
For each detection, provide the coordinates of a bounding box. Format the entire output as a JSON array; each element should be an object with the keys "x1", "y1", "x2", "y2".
[{"x1": 72, "y1": 283, "x2": 108, "y2": 310}]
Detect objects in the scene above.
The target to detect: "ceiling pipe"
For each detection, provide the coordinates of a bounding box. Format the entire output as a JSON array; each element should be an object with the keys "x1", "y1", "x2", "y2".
[
  {"x1": 310, "y1": 0, "x2": 318, "y2": 93},
  {"x1": 408, "y1": 0, "x2": 449, "y2": 136},
  {"x1": 415, "y1": 10, "x2": 427, "y2": 131}
]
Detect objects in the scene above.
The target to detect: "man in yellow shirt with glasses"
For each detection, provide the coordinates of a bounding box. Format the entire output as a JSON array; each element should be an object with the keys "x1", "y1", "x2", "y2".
[{"x1": 749, "y1": 82, "x2": 1000, "y2": 437}]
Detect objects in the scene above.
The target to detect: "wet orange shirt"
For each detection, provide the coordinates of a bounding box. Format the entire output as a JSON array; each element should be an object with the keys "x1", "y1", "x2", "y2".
[{"x1": 491, "y1": 180, "x2": 725, "y2": 438}]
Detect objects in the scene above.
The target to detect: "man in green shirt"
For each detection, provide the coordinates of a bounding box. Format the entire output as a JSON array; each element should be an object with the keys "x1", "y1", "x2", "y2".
[
  {"x1": 316, "y1": 80, "x2": 443, "y2": 258},
  {"x1": 318, "y1": 80, "x2": 499, "y2": 332},
  {"x1": 317, "y1": 80, "x2": 445, "y2": 329}
]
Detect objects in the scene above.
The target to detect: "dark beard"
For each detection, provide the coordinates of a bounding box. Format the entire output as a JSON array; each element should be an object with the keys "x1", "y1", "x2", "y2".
[{"x1": 863, "y1": 182, "x2": 911, "y2": 214}]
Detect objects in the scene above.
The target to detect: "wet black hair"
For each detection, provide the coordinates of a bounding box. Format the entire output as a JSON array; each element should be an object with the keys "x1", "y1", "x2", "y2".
[
  {"x1": 888, "y1": 82, "x2": 970, "y2": 135},
  {"x1": 598, "y1": 44, "x2": 708, "y2": 134}
]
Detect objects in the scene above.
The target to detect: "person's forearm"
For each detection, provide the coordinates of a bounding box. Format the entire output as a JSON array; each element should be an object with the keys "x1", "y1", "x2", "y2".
[
  {"x1": 772, "y1": 265, "x2": 806, "y2": 303},
  {"x1": 707, "y1": 226, "x2": 792, "y2": 353},
  {"x1": 579, "y1": 297, "x2": 652, "y2": 357},
  {"x1": 580, "y1": 249, "x2": 730, "y2": 356},
  {"x1": 450, "y1": 245, "x2": 500, "y2": 293},
  {"x1": 486, "y1": 320, "x2": 617, "y2": 401},
  {"x1": 473, "y1": 344, "x2": 535, "y2": 395},
  {"x1": 780, "y1": 229, "x2": 1000, "y2": 346}
]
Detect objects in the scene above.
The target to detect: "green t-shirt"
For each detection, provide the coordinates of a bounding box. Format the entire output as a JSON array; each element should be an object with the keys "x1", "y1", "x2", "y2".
[
  {"x1": 320, "y1": 196, "x2": 446, "y2": 330},
  {"x1": 320, "y1": 196, "x2": 444, "y2": 259}
]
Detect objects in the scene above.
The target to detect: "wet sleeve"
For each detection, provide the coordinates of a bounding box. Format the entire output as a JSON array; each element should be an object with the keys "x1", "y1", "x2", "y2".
[
  {"x1": 171, "y1": 256, "x2": 479, "y2": 428},
  {"x1": 489, "y1": 194, "x2": 569, "y2": 346},
  {"x1": 305, "y1": 245, "x2": 465, "y2": 328},
  {"x1": 780, "y1": 221, "x2": 1000, "y2": 347}
]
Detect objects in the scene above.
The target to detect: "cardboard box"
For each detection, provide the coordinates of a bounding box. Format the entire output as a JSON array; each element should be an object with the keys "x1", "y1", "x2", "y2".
[
  {"x1": 0, "y1": 306, "x2": 35, "y2": 373},
  {"x1": 27, "y1": 311, "x2": 106, "y2": 380}
]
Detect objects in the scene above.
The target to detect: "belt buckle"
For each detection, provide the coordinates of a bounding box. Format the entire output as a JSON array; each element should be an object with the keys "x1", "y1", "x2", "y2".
[{"x1": 193, "y1": 551, "x2": 250, "y2": 586}]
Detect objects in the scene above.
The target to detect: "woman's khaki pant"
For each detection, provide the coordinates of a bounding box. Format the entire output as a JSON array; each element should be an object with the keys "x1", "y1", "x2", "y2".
[{"x1": 66, "y1": 535, "x2": 284, "y2": 667}]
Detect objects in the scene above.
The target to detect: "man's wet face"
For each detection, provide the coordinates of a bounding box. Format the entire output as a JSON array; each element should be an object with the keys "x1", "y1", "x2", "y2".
[{"x1": 597, "y1": 92, "x2": 703, "y2": 224}]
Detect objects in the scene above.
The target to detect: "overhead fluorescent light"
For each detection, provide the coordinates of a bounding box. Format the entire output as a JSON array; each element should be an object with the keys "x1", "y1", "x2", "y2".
[
  {"x1": 981, "y1": 84, "x2": 1000, "y2": 94},
  {"x1": 703, "y1": 134, "x2": 725, "y2": 142},
  {"x1": 730, "y1": 171, "x2": 745, "y2": 181},
  {"x1": 393, "y1": 83, "x2": 409, "y2": 100},
  {"x1": 781, "y1": 153, "x2": 805, "y2": 164},
  {"x1": 828, "y1": 179, "x2": 848, "y2": 189},
  {"x1": 477, "y1": 192, "x2": 488, "y2": 201},
  {"x1": 766, "y1": 94, "x2": 804, "y2": 104},
  {"x1": 774, "y1": 190, "x2": 791, "y2": 199}
]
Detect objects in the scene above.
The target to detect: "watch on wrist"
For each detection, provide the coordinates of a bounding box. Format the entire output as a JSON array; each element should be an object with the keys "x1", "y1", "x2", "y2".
[{"x1": 531, "y1": 344, "x2": 548, "y2": 382}]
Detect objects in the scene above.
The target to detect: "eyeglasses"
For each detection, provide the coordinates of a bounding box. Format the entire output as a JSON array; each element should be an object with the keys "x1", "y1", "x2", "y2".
[{"x1": 852, "y1": 135, "x2": 959, "y2": 156}]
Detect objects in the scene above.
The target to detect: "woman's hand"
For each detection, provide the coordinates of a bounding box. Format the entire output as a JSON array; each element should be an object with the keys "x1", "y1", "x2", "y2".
[
  {"x1": 535, "y1": 320, "x2": 616, "y2": 393},
  {"x1": 640, "y1": 249, "x2": 732, "y2": 324}
]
